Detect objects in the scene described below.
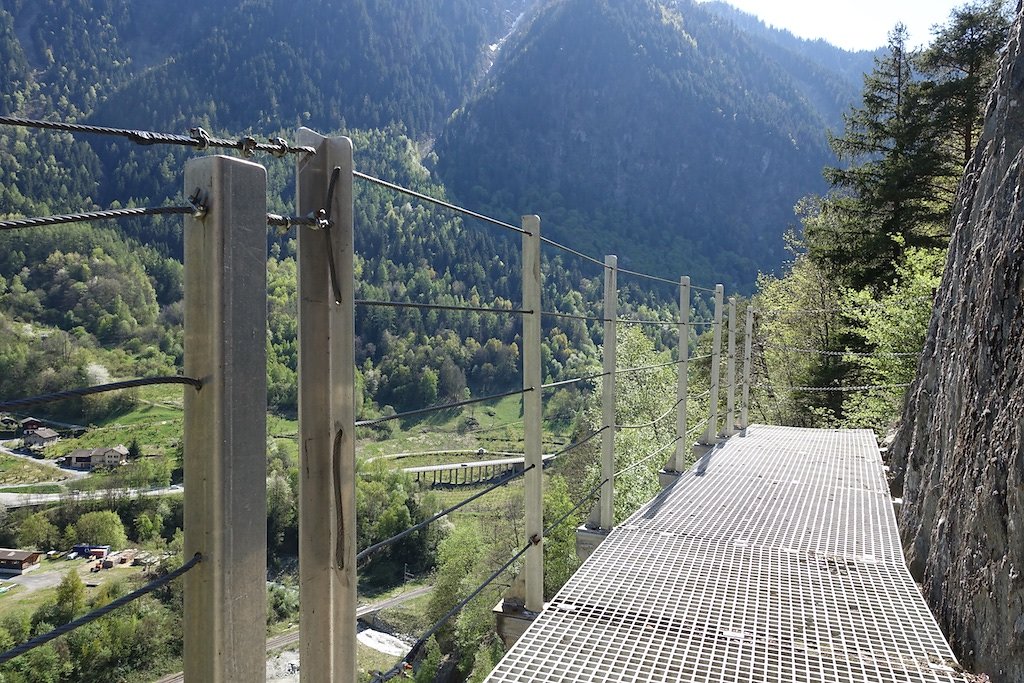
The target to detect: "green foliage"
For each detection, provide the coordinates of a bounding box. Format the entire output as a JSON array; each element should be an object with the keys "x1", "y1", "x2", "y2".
[
  {"x1": 16, "y1": 514, "x2": 59, "y2": 551},
  {"x1": 816, "y1": 25, "x2": 956, "y2": 290},
  {"x1": 758, "y1": 4, "x2": 1007, "y2": 433},
  {"x1": 74, "y1": 510, "x2": 128, "y2": 548},
  {"x1": 543, "y1": 475, "x2": 579, "y2": 599}
]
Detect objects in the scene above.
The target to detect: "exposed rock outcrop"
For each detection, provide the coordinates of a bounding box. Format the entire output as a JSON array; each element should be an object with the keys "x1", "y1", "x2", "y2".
[{"x1": 889, "y1": 9, "x2": 1024, "y2": 681}]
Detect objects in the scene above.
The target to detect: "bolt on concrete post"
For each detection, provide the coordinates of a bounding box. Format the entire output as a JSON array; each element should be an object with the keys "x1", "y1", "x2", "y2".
[
  {"x1": 724, "y1": 297, "x2": 737, "y2": 436},
  {"x1": 598, "y1": 255, "x2": 618, "y2": 530},
  {"x1": 673, "y1": 276, "x2": 691, "y2": 472},
  {"x1": 741, "y1": 306, "x2": 753, "y2": 433},
  {"x1": 522, "y1": 215, "x2": 544, "y2": 613},
  {"x1": 184, "y1": 155, "x2": 268, "y2": 682},
  {"x1": 295, "y1": 129, "x2": 357, "y2": 683},
  {"x1": 700, "y1": 285, "x2": 724, "y2": 446}
]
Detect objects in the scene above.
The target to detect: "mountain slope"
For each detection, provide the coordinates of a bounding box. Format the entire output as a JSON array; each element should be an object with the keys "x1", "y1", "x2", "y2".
[{"x1": 434, "y1": 0, "x2": 866, "y2": 290}]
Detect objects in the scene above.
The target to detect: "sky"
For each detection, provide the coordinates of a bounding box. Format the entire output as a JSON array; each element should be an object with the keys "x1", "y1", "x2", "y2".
[{"x1": 698, "y1": 0, "x2": 969, "y2": 51}]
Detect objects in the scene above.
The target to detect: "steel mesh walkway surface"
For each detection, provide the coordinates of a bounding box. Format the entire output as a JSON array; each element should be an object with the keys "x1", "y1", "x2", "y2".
[{"x1": 485, "y1": 425, "x2": 971, "y2": 682}]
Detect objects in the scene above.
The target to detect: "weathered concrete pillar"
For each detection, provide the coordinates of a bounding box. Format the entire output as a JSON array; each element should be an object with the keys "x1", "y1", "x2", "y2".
[{"x1": 183, "y1": 155, "x2": 268, "y2": 682}]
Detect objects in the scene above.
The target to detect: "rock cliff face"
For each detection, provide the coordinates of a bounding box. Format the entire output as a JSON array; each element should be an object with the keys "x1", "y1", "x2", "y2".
[{"x1": 889, "y1": 9, "x2": 1024, "y2": 681}]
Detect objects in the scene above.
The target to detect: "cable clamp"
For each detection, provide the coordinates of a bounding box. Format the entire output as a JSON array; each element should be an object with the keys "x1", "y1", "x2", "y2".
[
  {"x1": 268, "y1": 136, "x2": 290, "y2": 158},
  {"x1": 186, "y1": 188, "x2": 208, "y2": 219},
  {"x1": 240, "y1": 136, "x2": 258, "y2": 158},
  {"x1": 188, "y1": 127, "x2": 212, "y2": 151},
  {"x1": 529, "y1": 533, "x2": 542, "y2": 546}
]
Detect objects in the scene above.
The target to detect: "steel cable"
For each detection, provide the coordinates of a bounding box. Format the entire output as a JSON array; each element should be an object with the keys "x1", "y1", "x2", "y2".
[
  {"x1": 0, "y1": 553, "x2": 201, "y2": 666},
  {"x1": 356, "y1": 465, "x2": 535, "y2": 565},
  {"x1": 353, "y1": 171, "x2": 527, "y2": 235},
  {"x1": 759, "y1": 343, "x2": 920, "y2": 358},
  {"x1": 539, "y1": 236, "x2": 609, "y2": 270},
  {"x1": 614, "y1": 437, "x2": 683, "y2": 478},
  {"x1": 615, "y1": 358, "x2": 684, "y2": 377},
  {"x1": 756, "y1": 383, "x2": 911, "y2": 392},
  {"x1": 356, "y1": 299, "x2": 531, "y2": 316},
  {"x1": 0, "y1": 116, "x2": 314, "y2": 156},
  {"x1": 375, "y1": 477, "x2": 609, "y2": 682},
  {"x1": 541, "y1": 371, "x2": 610, "y2": 391},
  {"x1": 0, "y1": 376, "x2": 203, "y2": 412},
  {"x1": 355, "y1": 387, "x2": 534, "y2": 427},
  {"x1": 0, "y1": 205, "x2": 195, "y2": 231},
  {"x1": 615, "y1": 398, "x2": 683, "y2": 430}
]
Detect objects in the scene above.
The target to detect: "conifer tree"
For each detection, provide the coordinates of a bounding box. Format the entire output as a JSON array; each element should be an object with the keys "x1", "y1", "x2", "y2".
[
  {"x1": 918, "y1": 0, "x2": 1012, "y2": 167},
  {"x1": 813, "y1": 25, "x2": 953, "y2": 291}
]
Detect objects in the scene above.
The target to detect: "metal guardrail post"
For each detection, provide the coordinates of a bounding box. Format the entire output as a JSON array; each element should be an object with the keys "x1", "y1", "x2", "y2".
[
  {"x1": 183, "y1": 155, "x2": 268, "y2": 681},
  {"x1": 673, "y1": 276, "x2": 691, "y2": 472},
  {"x1": 295, "y1": 129, "x2": 357, "y2": 682},
  {"x1": 522, "y1": 215, "x2": 544, "y2": 612},
  {"x1": 741, "y1": 306, "x2": 753, "y2": 432},
  {"x1": 599, "y1": 255, "x2": 617, "y2": 529},
  {"x1": 700, "y1": 285, "x2": 724, "y2": 445},
  {"x1": 724, "y1": 297, "x2": 737, "y2": 436}
]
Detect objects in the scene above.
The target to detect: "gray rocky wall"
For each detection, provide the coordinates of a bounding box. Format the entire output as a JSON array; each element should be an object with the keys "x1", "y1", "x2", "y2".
[{"x1": 889, "y1": 8, "x2": 1024, "y2": 681}]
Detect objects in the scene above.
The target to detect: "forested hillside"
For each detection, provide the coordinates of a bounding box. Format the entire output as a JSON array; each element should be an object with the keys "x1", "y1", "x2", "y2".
[{"x1": 434, "y1": 0, "x2": 873, "y2": 290}]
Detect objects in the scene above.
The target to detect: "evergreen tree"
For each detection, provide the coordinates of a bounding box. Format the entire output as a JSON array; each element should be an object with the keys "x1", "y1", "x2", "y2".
[
  {"x1": 918, "y1": 0, "x2": 1012, "y2": 167},
  {"x1": 815, "y1": 24, "x2": 954, "y2": 291}
]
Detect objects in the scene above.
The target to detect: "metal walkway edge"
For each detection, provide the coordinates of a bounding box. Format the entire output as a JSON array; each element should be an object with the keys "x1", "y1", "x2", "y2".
[{"x1": 485, "y1": 425, "x2": 972, "y2": 682}]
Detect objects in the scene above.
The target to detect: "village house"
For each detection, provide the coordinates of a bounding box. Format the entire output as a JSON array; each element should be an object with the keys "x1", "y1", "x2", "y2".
[
  {"x1": 18, "y1": 417, "x2": 43, "y2": 433},
  {"x1": 0, "y1": 549, "x2": 42, "y2": 575},
  {"x1": 65, "y1": 445, "x2": 129, "y2": 470},
  {"x1": 22, "y1": 427, "x2": 59, "y2": 449}
]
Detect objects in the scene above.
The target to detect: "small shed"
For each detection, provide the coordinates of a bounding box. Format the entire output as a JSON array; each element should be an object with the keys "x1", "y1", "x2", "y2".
[
  {"x1": 18, "y1": 418, "x2": 43, "y2": 433},
  {"x1": 0, "y1": 549, "x2": 42, "y2": 575}
]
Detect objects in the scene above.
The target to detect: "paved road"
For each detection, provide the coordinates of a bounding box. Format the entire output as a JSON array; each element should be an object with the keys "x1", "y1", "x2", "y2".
[
  {"x1": 0, "y1": 444, "x2": 87, "y2": 479},
  {"x1": 0, "y1": 485, "x2": 182, "y2": 509},
  {"x1": 152, "y1": 585, "x2": 433, "y2": 683}
]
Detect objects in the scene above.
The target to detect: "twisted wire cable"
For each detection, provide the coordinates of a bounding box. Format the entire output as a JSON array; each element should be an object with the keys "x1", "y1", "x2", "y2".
[
  {"x1": 0, "y1": 376, "x2": 202, "y2": 412},
  {"x1": 0, "y1": 553, "x2": 201, "y2": 666},
  {"x1": 0, "y1": 116, "x2": 314, "y2": 156},
  {"x1": 0, "y1": 205, "x2": 195, "y2": 231}
]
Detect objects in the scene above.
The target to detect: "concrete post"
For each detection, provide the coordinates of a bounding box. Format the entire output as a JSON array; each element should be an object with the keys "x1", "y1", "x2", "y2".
[
  {"x1": 295, "y1": 129, "x2": 357, "y2": 682},
  {"x1": 599, "y1": 255, "x2": 617, "y2": 529},
  {"x1": 673, "y1": 276, "x2": 691, "y2": 471},
  {"x1": 183, "y1": 155, "x2": 268, "y2": 682},
  {"x1": 724, "y1": 297, "x2": 737, "y2": 436},
  {"x1": 700, "y1": 285, "x2": 724, "y2": 446},
  {"x1": 522, "y1": 215, "x2": 543, "y2": 613},
  {"x1": 741, "y1": 305, "x2": 753, "y2": 432}
]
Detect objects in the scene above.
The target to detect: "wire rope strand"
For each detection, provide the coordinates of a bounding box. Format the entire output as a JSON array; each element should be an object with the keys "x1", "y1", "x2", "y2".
[
  {"x1": 616, "y1": 317, "x2": 681, "y2": 327},
  {"x1": 541, "y1": 310, "x2": 609, "y2": 324},
  {"x1": 0, "y1": 205, "x2": 194, "y2": 231},
  {"x1": 0, "y1": 553, "x2": 201, "y2": 666},
  {"x1": 547, "y1": 427, "x2": 608, "y2": 459},
  {"x1": 615, "y1": 358, "x2": 684, "y2": 377},
  {"x1": 614, "y1": 437, "x2": 683, "y2": 479},
  {"x1": 355, "y1": 387, "x2": 534, "y2": 427},
  {"x1": 353, "y1": 171, "x2": 527, "y2": 235},
  {"x1": 355, "y1": 299, "x2": 531, "y2": 316},
  {"x1": 759, "y1": 343, "x2": 920, "y2": 358},
  {"x1": 0, "y1": 116, "x2": 315, "y2": 156},
  {"x1": 615, "y1": 398, "x2": 683, "y2": 430},
  {"x1": 385, "y1": 541, "x2": 537, "y2": 680},
  {"x1": 356, "y1": 465, "x2": 535, "y2": 565},
  {"x1": 538, "y1": 235, "x2": 609, "y2": 270},
  {"x1": 0, "y1": 376, "x2": 203, "y2": 412},
  {"x1": 543, "y1": 478, "x2": 608, "y2": 536},
  {"x1": 756, "y1": 383, "x2": 911, "y2": 392},
  {"x1": 541, "y1": 371, "x2": 610, "y2": 391}
]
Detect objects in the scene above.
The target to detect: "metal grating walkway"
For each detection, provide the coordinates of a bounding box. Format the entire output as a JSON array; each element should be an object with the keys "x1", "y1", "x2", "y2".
[{"x1": 485, "y1": 425, "x2": 971, "y2": 682}]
